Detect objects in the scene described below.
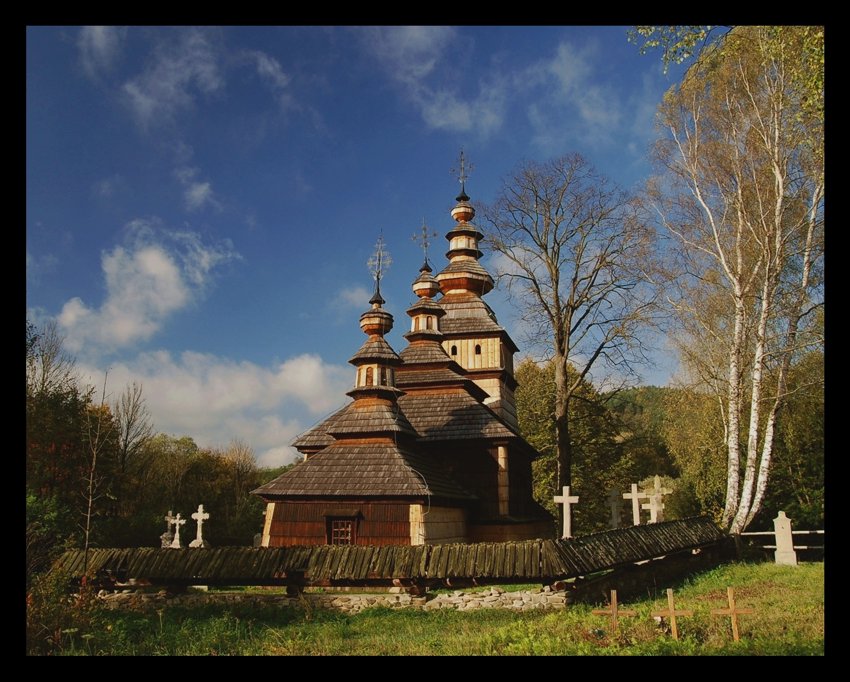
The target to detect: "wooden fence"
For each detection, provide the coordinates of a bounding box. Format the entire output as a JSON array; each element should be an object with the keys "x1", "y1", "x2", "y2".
[{"x1": 53, "y1": 516, "x2": 726, "y2": 588}]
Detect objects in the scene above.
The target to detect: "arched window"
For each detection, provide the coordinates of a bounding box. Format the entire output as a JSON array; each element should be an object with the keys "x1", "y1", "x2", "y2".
[
  {"x1": 450, "y1": 345, "x2": 457, "y2": 356},
  {"x1": 426, "y1": 316, "x2": 433, "y2": 330},
  {"x1": 475, "y1": 344, "x2": 482, "y2": 355},
  {"x1": 380, "y1": 367, "x2": 388, "y2": 386},
  {"x1": 414, "y1": 317, "x2": 420, "y2": 331},
  {"x1": 365, "y1": 367, "x2": 374, "y2": 386}
]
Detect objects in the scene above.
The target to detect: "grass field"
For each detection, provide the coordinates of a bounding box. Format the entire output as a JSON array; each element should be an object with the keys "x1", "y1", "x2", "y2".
[{"x1": 31, "y1": 561, "x2": 824, "y2": 655}]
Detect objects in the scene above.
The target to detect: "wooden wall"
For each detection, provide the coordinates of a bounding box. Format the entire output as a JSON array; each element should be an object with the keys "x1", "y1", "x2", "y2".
[
  {"x1": 409, "y1": 504, "x2": 467, "y2": 544},
  {"x1": 264, "y1": 499, "x2": 413, "y2": 547}
]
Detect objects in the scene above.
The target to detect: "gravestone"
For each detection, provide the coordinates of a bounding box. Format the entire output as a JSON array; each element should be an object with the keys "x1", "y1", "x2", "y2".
[
  {"x1": 623, "y1": 484, "x2": 646, "y2": 526},
  {"x1": 170, "y1": 512, "x2": 186, "y2": 549},
  {"x1": 641, "y1": 476, "x2": 672, "y2": 523},
  {"x1": 190, "y1": 504, "x2": 210, "y2": 548},
  {"x1": 161, "y1": 510, "x2": 175, "y2": 548},
  {"x1": 773, "y1": 511, "x2": 797, "y2": 566},
  {"x1": 553, "y1": 486, "x2": 579, "y2": 539}
]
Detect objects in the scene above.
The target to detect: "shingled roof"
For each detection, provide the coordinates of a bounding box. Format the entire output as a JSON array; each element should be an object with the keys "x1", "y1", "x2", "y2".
[
  {"x1": 349, "y1": 337, "x2": 402, "y2": 364},
  {"x1": 252, "y1": 442, "x2": 476, "y2": 500},
  {"x1": 398, "y1": 392, "x2": 519, "y2": 441},
  {"x1": 326, "y1": 400, "x2": 417, "y2": 439}
]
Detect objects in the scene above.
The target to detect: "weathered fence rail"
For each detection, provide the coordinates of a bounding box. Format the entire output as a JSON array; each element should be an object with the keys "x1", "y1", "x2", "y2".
[
  {"x1": 53, "y1": 517, "x2": 725, "y2": 587},
  {"x1": 739, "y1": 511, "x2": 824, "y2": 565}
]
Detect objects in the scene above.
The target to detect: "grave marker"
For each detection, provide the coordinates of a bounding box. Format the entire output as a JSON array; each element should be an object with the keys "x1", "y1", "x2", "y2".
[
  {"x1": 711, "y1": 586, "x2": 754, "y2": 642},
  {"x1": 651, "y1": 588, "x2": 693, "y2": 640},
  {"x1": 190, "y1": 504, "x2": 210, "y2": 548},
  {"x1": 553, "y1": 486, "x2": 579, "y2": 539},
  {"x1": 592, "y1": 589, "x2": 636, "y2": 635}
]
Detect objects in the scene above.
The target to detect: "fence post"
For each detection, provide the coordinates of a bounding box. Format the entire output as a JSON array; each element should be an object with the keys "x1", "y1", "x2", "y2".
[{"x1": 773, "y1": 511, "x2": 798, "y2": 566}]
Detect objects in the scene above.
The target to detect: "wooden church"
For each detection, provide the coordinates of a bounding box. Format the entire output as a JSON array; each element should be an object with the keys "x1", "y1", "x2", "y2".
[{"x1": 252, "y1": 171, "x2": 554, "y2": 546}]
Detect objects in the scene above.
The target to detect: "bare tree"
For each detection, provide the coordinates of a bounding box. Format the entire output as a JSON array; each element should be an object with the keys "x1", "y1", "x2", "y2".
[
  {"x1": 652, "y1": 26, "x2": 823, "y2": 532},
  {"x1": 82, "y1": 372, "x2": 114, "y2": 575},
  {"x1": 26, "y1": 319, "x2": 76, "y2": 399},
  {"x1": 114, "y1": 381, "x2": 153, "y2": 475},
  {"x1": 483, "y1": 154, "x2": 661, "y2": 492}
]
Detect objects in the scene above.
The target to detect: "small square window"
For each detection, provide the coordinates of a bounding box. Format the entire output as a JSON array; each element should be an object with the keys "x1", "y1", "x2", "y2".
[{"x1": 328, "y1": 518, "x2": 356, "y2": 545}]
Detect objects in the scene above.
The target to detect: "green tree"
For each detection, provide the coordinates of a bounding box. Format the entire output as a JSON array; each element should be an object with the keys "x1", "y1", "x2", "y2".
[{"x1": 515, "y1": 358, "x2": 637, "y2": 533}]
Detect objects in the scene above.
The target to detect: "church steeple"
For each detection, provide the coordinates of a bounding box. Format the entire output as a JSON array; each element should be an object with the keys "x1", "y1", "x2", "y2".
[
  {"x1": 434, "y1": 152, "x2": 519, "y2": 430},
  {"x1": 348, "y1": 235, "x2": 402, "y2": 398},
  {"x1": 435, "y1": 152, "x2": 494, "y2": 297}
]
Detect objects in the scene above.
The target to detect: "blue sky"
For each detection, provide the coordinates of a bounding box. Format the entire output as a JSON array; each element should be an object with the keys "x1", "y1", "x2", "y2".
[{"x1": 26, "y1": 26, "x2": 683, "y2": 466}]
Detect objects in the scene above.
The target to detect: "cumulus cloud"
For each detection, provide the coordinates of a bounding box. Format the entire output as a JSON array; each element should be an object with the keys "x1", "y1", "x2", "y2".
[
  {"x1": 122, "y1": 28, "x2": 223, "y2": 129},
  {"x1": 57, "y1": 220, "x2": 238, "y2": 353},
  {"x1": 78, "y1": 26, "x2": 125, "y2": 79},
  {"x1": 359, "y1": 26, "x2": 507, "y2": 136},
  {"x1": 77, "y1": 351, "x2": 351, "y2": 467}
]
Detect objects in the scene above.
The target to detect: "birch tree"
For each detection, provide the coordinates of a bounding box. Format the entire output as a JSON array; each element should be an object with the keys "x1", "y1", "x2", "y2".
[{"x1": 652, "y1": 26, "x2": 824, "y2": 532}]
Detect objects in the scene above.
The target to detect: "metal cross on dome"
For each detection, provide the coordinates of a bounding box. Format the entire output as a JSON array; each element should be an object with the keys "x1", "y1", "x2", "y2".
[
  {"x1": 412, "y1": 218, "x2": 438, "y2": 267},
  {"x1": 451, "y1": 149, "x2": 473, "y2": 194},
  {"x1": 367, "y1": 233, "x2": 392, "y2": 289}
]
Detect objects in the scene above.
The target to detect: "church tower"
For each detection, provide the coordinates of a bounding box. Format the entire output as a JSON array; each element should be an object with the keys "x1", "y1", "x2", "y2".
[{"x1": 434, "y1": 155, "x2": 519, "y2": 430}]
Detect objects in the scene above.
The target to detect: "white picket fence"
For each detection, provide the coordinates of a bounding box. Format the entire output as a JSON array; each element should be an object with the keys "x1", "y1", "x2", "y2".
[{"x1": 739, "y1": 511, "x2": 824, "y2": 565}]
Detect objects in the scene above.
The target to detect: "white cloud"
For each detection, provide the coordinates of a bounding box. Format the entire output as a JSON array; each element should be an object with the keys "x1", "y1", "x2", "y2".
[
  {"x1": 245, "y1": 50, "x2": 295, "y2": 111},
  {"x1": 122, "y1": 29, "x2": 223, "y2": 128},
  {"x1": 76, "y1": 351, "x2": 351, "y2": 467},
  {"x1": 174, "y1": 166, "x2": 220, "y2": 212},
  {"x1": 57, "y1": 221, "x2": 238, "y2": 353},
  {"x1": 360, "y1": 26, "x2": 506, "y2": 136},
  {"x1": 527, "y1": 40, "x2": 623, "y2": 149},
  {"x1": 78, "y1": 26, "x2": 125, "y2": 79},
  {"x1": 332, "y1": 286, "x2": 372, "y2": 310}
]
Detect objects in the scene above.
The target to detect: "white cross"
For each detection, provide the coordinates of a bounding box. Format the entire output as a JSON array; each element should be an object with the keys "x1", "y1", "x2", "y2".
[
  {"x1": 623, "y1": 484, "x2": 648, "y2": 526},
  {"x1": 553, "y1": 486, "x2": 580, "y2": 539},
  {"x1": 190, "y1": 504, "x2": 210, "y2": 548},
  {"x1": 170, "y1": 512, "x2": 187, "y2": 549},
  {"x1": 641, "y1": 476, "x2": 672, "y2": 523},
  {"x1": 164, "y1": 510, "x2": 176, "y2": 531},
  {"x1": 607, "y1": 488, "x2": 623, "y2": 529}
]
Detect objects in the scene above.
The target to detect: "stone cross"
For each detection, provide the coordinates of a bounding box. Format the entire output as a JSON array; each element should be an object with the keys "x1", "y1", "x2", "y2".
[
  {"x1": 623, "y1": 484, "x2": 647, "y2": 526},
  {"x1": 161, "y1": 510, "x2": 176, "y2": 548},
  {"x1": 773, "y1": 511, "x2": 797, "y2": 566},
  {"x1": 711, "y1": 587, "x2": 754, "y2": 642},
  {"x1": 553, "y1": 486, "x2": 579, "y2": 539},
  {"x1": 592, "y1": 589, "x2": 637, "y2": 635},
  {"x1": 607, "y1": 488, "x2": 623, "y2": 529},
  {"x1": 641, "y1": 476, "x2": 672, "y2": 523},
  {"x1": 190, "y1": 504, "x2": 210, "y2": 548},
  {"x1": 651, "y1": 588, "x2": 694, "y2": 640},
  {"x1": 170, "y1": 512, "x2": 187, "y2": 549}
]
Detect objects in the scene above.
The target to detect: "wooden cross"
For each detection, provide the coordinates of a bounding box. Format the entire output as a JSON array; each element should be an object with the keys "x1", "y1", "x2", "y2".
[
  {"x1": 451, "y1": 149, "x2": 473, "y2": 193},
  {"x1": 711, "y1": 587, "x2": 754, "y2": 642},
  {"x1": 170, "y1": 512, "x2": 187, "y2": 549},
  {"x1": 623, "y1": 484, "x2": 647, "y2": 526},
  {"x1": 553, "y1": 485, "x2": 579, "y2": 539},
  {"x1": 651, "y1": 588, "x2": 693, "y2": 640},
  {"x1": 607, "y1": 488, "x2": 622, "y2": 529},
  {"x1": 641, "y1": 476, "x2": 672, "y2": 523},
  {"x1": 592, "y1": 589, "x2": 637, "y2": 635},
  {"x1": 412, "y1": 218, "x2": 438, "y2": 267},
  {"x1": 189, "y1": 504, "x2": 210, "y2": 548}
]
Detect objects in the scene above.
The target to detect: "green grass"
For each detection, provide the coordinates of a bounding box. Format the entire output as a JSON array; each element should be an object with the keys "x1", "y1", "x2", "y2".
[{"x1": 33, "y1": 561, "x2": 824, "y2": 655}]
